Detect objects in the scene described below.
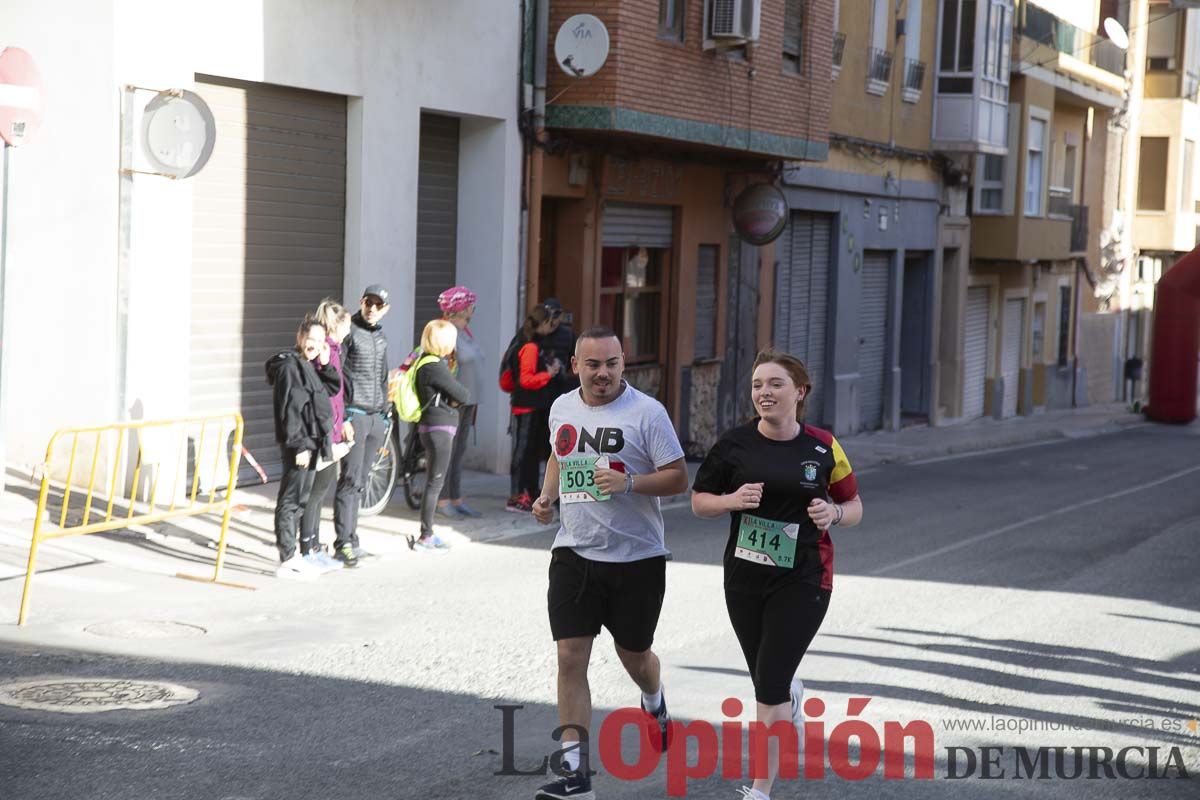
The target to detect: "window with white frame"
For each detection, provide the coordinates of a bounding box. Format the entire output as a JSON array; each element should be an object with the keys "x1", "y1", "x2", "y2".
[
  {"x1": 977, "y1": 153, "x2": 1005, "y2": 212},
  {"x1": 783, "y1": 0, "x2": 805, "y2": 74},
  {"x1": 659, "y1": 0, "x2": 685, "y2": 41},
  {"x1": 873, "y1": 0, "x2": 891, "y2": 52},
  {"x1": 1025, "y1": 113, "x2": 1049, "y2": 217},
  {"x1": 902, "y1": 0, "x2": 925, "y2": 100},
  {"x1": 937, "y1": 0, "x2": 1011, "y2": 97},
  {"x1": 1183, "y1": 139, "x2": 1195, "y2": 213},
  {"x1": 1063, "y1": 142, "x2": 1077, "y2": 197},
  {"x1": 868, "y1": 0, "x2": 893, "y2": 91}
]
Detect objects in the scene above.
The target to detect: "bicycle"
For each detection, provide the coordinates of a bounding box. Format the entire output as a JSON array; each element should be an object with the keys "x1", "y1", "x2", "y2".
[{"x1": 359, "y1": 414, "x2": 426, "y2": 516}]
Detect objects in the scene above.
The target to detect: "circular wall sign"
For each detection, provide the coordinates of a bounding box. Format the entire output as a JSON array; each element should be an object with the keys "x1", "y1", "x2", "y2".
[
  {"x1": 141, "y1": 89, "x2": 216, "y2": 179},
  {"x1": 733, "y1": 183, "x2": 789, "y2": 246}
]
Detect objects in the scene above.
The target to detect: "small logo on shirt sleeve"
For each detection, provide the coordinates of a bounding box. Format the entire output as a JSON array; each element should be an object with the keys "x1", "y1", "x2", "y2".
[{"x1": 815, "y1": 445, "x2": 828, "y2": 454}]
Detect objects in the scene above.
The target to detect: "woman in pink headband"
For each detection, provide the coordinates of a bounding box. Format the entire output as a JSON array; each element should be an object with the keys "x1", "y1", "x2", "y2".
[{"x1": 436, "y1": 286, "x2": 484, "y2": 518}]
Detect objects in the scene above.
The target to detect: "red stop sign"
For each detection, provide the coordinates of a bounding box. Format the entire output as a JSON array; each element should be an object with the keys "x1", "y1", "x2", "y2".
[{"x1": 0, "y1": 47, "x2": 44, "y2": 147}]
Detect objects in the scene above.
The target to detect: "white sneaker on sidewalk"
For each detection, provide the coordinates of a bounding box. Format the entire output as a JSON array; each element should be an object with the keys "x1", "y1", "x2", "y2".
[
  {"x1": 790, "y1": 677, "x2": 805, "y2": 737},
  {"x1": 304, "y1": 551, "x2": 343, "y2": 573},
  {"x1": 276, "y1": 553, "x2": 320, "y2": 580}
]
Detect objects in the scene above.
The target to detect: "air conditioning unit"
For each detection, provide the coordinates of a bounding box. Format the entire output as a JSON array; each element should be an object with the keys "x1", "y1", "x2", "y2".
[
  {"x1": 705, "y1": 0, "x2": 761, "y2": 45},
  {"x1": 1147, "y1": 56, "x2": 1177, "y2": 71}
]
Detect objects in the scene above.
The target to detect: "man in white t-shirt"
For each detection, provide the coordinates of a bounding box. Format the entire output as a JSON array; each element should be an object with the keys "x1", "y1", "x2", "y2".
[{"x1": 531, "y1": 327, "x2": 689, "y2": 800}]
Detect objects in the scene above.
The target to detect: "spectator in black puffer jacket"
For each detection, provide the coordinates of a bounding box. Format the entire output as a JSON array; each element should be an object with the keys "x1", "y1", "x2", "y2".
[
  {"x1": 409, "y1": 319, "x2": 471, "y2": 551},
  {"x1": 265, "y1": 316, "x2": 339, "y2": 579},
  {"x1": 332, "y1": 284, "x2": 391, "y2": 567}
]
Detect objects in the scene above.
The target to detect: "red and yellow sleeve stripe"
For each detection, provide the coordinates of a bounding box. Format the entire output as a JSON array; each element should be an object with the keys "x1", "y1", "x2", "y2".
[{"x1": 829, "y1": 436, "x2": 858, "y2": 503}]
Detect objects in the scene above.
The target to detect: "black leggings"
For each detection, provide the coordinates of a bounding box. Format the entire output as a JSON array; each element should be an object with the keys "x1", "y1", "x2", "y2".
[
  {"x1": 418, "y1": 429, "x2": 454, "y2": 537},
  {"x1": 725, "y1": 583, "x2": 831, "y2": 705}
]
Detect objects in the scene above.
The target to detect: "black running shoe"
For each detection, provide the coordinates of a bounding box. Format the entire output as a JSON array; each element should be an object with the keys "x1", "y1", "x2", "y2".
[
  {"x1": 641, "y1": 689, "x2": 672, "y2": 753},
  {"x1": 333, "y1": 543, "x2": 359, "y2": 568},
  {"x1": 535, "y1": 770, "x2": 594, "y2": 800}
]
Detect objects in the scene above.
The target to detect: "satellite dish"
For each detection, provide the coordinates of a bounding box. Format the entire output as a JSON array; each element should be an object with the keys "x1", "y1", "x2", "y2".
[
  {"x1": 141, "y1": 89, "x2": 215, "y2": 179},
  {"x1": 554, "y1": 14, "x2": 610, "y2": 78},
  {"x1": 1103, "y1": 17, "x2": 1130, "y2": 51}
]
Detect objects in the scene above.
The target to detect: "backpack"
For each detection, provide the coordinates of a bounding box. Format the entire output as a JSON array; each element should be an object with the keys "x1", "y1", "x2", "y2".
[
  {"x1": 497, "y1": 333, "x2": 523, "y2": 393},
  {"x1": 394, "y1": 353, "x2": 440, "y2": 423}
]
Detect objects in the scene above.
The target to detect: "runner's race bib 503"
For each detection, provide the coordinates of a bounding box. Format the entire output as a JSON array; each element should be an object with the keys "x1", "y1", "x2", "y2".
[
  {"x1": 734, "y1": 513, "x2": 800, "y2": 568},
  {"x1": 559, "y1": 456, "x2": 612, "y2": 504}
]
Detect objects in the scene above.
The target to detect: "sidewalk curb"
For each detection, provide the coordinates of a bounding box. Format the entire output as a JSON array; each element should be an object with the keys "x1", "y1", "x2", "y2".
[{"x1": 847, "y1": 417, "x2": 1147, "y2": 470}]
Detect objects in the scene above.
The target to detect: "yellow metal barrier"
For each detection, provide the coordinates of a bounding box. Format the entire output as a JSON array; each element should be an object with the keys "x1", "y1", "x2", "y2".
[{"x1": 18, "y1": 413, "x2": 248, "y2": 625}]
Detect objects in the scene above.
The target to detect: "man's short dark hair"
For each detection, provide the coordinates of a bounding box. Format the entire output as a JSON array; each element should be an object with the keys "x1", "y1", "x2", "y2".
[{"x1": 575, "y1": 326, "x2": 619, "y2": 355}]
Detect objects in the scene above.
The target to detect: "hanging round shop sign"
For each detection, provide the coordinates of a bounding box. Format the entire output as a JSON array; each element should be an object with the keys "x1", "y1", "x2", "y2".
[{"x1": 732, "y1": 183, "x2": 788, "y2": 246}]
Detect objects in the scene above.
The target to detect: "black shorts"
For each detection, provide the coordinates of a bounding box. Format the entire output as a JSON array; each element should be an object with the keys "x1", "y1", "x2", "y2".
[{"x1": 547, "y1": 547, "x2": 666, "y2": 652}]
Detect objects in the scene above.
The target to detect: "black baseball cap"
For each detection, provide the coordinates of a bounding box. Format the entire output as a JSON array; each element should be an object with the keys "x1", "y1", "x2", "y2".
[
  {"x1": 362, "y1": 284, "x2": 390, "y2": 304},
  {"x1": 543, "y1": 297, "x2": 564, "y2": 315}
]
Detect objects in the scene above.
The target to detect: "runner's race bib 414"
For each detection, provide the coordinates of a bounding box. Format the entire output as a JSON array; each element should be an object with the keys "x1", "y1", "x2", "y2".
[
  {"x1": 559, "y1": 456, "x2": 612, "y2": 504},
  {"x1": 734, "y1": 513, "x2": 800, "y2": 568}
]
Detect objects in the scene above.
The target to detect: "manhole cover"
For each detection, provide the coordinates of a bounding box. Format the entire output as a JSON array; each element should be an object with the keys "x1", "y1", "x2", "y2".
[
  {"x1": 84, "y1": 620, "x2": 207, "y2": 639},
  {"x1": 0, "y1": 679, "x2": 198, "y2": 713}
]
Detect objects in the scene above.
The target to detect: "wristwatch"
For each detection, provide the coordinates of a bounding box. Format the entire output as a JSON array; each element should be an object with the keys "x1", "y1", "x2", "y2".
[{"x1": 624, "y1": 471, "x2": 635, "y2": 495}]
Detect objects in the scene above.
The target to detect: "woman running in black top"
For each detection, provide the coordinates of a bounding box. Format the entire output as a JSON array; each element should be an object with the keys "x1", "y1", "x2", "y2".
[{"x1": 691, "y1": 349, "x2": 863, "y2": 800}]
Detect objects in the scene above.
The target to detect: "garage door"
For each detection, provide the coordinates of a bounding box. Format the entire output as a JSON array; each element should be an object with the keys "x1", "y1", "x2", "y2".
[
  {"x1": 1002, "y1": 298, "x2": 1025, "y2": 418},
  {"x1": 858, "y1": 252, "x2": 891, "y2": 431},
  {"x1": 413, "y1": 113, "x2": 460, "y2": 344},
  {"x1": 190, "y1": 76, "x2": 347, "y2": 479},
  {"x1": 774, "y1": 212, "x2": 832, "y2": 425},
  {"x1": 962, "y1": 286, "x2": 990, "y2": 419}
]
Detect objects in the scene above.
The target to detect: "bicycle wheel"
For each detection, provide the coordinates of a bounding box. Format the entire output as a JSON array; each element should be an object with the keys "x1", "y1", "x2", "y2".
[
  {"x1": 402, "y1": 427, "x2": 426, "y2": 511},
  {"x1": 360, "y1": 421, "x2": 398, "y2": 516}
]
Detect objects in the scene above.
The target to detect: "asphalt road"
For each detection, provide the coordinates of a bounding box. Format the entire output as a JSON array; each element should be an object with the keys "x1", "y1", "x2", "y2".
[{"x1": 1, "y1": 423, "x2": 1198, "y2": 799}]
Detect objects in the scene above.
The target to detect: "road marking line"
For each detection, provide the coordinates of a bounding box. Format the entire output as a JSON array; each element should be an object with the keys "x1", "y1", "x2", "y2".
[{"x1": 872, "y1": 463, "x2": 1200, "y2": 575}]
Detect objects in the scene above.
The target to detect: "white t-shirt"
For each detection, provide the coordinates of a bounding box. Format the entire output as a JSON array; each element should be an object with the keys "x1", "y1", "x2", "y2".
[{"x1": 548, "y1": 383, "x2": 685, "y2": 562}]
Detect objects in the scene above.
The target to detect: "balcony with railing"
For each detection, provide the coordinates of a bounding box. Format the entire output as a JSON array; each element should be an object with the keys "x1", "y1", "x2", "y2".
[
  {"x1": 867, "y1": 48, "x2": 893, "y2": 95},
  {"x1": 832, "y1": 32, "x2": 846, "y2": 77},
  {"x1": 902, "y1": 59, "x2": 926, "y2": 103},
  {"x1": 1018, "y1": 3, "x2": 1126, "y2": 82}
]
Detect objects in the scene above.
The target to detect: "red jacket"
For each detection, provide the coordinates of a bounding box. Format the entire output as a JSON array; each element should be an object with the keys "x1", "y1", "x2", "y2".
[{"x1": 501, "y1": 341, "x2": 555, "y2": 415}]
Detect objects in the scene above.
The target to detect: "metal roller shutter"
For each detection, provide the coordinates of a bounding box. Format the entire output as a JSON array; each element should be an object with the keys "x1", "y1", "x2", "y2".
[
  {"x1": 772, "y1": 213, "x2": 831, "y2": 425},
  {"x1": 1002, "y1": 298, "x2": 1025, "y2": 418},
  {"x1": 963, "y1": 286, "x2": 990, "y2": 419},
  {"x1": 414, "y1": 113, "x2": 461, "y2": 344},
  {"x1": 602, "y1": 203, "x2": 673, "y2": 248},
  {"x1": 858, "y1": 252, "x2": 890, "y2": 431},
  {"x1": 190, "y1": 76, "x2": 347, "y2": 479}
]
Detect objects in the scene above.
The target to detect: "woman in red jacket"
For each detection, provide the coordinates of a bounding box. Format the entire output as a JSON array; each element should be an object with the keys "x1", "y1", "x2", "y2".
[{"x1": 503, "y1": 304, "x2": 563, "y2": 512}]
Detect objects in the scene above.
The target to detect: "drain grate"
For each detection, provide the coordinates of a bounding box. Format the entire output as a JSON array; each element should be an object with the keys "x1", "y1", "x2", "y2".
[
  {"x1": 0, "y1": 678, "x2": 199, "y2": 713},
  {"x1": 84, "y1": 620, "x2": 207, "y2": 639}
]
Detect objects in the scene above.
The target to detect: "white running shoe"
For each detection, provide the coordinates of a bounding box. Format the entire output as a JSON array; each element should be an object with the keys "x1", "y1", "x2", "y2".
[
  {"x1": 790, "y1": 677, "x2": 805, "y2": 736},
  {"x1": 276, "y1": 553, "x2": 320, "y2": 580},
  {"x1": 312, "y1": 550, "x2": 344, "y2": 571},
  {"x1": 738, "y1": 787, "x2": 769, "y2": 800}
]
